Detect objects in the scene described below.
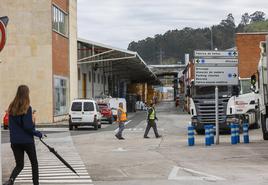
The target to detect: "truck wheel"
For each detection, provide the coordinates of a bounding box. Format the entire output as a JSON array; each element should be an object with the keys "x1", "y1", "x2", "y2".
[
  {"x1": 69, "y1": 124, "x2": 73, "y2": 131},
  {"x1": 252, "y1": 122, "x2": 260, "y2": 129},
  {"x1": 196, "y1": 129, "x2": 204, "y2": 135},
  {"x1": 261, "y1": 114, "x2": 268, "y2": 140}
]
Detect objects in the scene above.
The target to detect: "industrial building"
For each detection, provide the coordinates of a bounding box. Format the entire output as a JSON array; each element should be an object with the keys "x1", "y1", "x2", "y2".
[
  {"x1": 0, "y1": 0, "x2": 78, "y2": 123},
  {"x1": 0, "y1": 0, "x2": 160, "y2": 124}
]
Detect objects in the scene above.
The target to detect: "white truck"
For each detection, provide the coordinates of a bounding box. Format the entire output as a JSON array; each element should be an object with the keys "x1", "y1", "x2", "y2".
[
  {"x1": 189, "y1": 84, "x2": 237, "y2": 134},
  {"x1": 257, "y1": 37, "x2": 268, "y2": 140},
  {"x1": 226, "y1": 92, "x2": 260, "y2": 128},
  {"x1": 189, "y1": 83, "x2": 260, "y2": 134}
]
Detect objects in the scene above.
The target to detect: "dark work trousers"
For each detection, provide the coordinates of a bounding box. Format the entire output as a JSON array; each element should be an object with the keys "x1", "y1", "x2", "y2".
[
  {"x1": 116, "y1": 122, "x2": 125, "y2": 138},
  {"x1": 144, "y1": 119, "x2": 160, "y2": 137},
  {"x1": 10, "y1": 143, "x2": 39, "y2": 185}
]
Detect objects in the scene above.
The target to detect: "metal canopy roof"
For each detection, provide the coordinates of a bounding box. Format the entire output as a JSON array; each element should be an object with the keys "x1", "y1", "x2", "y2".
[{"x1": 77, "y1": 38, "x2": 160, "y2": 84}]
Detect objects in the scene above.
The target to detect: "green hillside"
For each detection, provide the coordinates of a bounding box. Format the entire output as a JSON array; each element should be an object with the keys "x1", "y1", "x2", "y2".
[{"x1": 128, "y1": 11, "x2": 268, "y2": 65}]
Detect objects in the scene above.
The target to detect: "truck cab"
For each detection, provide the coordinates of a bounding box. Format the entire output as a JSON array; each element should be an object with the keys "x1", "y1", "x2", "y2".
[
  {"x1": 257, "y1": 40, "x2": 268, "y2": 139},
  {"x1": 189, "y1": 84, "x2": 234, "y2": 134}
]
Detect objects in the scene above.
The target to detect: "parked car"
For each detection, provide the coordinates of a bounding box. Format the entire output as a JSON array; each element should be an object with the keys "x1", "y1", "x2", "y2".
[
  {"x1": 69, "y1": 99, "x2": 102, "y2": 130},
  {"x1": 98, "y1": 103, "x2": 113, "y2": 124},
  {"x1": 3, "y1": 111, "x2": 8, "y2": 130}
]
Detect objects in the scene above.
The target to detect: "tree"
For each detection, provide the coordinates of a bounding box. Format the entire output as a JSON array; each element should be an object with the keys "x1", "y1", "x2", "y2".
[
  {"x1": 250, "y1": 11, "x2": 265, "y2": 22},
  {"x1": 240, "y1": 13, "x2": 250, "y2": 25},
  {"x1": 220, "y1": 13, "x2": 236, "y2": 28}
]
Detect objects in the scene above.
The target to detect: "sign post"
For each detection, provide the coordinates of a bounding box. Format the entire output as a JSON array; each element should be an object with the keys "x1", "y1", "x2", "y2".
[
  {"x1": 0, "y1": 16, "x2": 8, "y2": 185},
  {"x1": 215, "y1": 86, "x2": 219, "y2": 144},
  {"x1": 194, "y1": 50, "x2": 239, "y2": 145}
]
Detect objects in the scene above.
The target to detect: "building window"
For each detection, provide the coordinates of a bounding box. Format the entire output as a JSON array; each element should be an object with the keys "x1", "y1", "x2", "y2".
[
  {"x1": 98, "y1": 74, "x2": 100, "y2": 83},
  {"x1": 88, "y1": 71, "x2": 91, "y2": 82},
  {"x1": 104, "y1": 75, "x2": 106, "y2": 84},
  {"x1": 54, "y1": 76, "x2": 68, "y2": 116},
  {"x1": 52, "y1": 5, "x2": 68, "y2": 36},
  {"x1": 101, "y1": 75, "x2": 104, "y2": 84},
  {"x1": 240, "y1": 78, "x2": 251, "y2": 94}
]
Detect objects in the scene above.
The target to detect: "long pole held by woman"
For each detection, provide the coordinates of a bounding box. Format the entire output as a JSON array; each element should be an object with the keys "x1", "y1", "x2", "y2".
[{"x1": 3, "y1": 85, "x2": 43, "y2": 185}]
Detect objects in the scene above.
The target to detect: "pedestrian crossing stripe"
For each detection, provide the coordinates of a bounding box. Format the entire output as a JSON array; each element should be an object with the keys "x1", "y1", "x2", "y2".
[
  {"x1": 124, "y1": 128, "x2": 164, "y2": 132},
  {"x1": 15, "y1": 158, "x2": 93, "y2": 185},
  {"x1": 14, "y1": 134, "x2": 94, "y2": 185}
]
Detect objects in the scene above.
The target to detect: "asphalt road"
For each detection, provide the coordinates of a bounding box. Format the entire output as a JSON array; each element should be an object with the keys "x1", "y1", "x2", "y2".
[{"x1": 3, "y1": 101, "x2": 268, "y2": 185}]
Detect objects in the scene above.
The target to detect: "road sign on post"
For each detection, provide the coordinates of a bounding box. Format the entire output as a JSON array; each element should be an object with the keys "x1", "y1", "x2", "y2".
[
  {"x1": 194, "y1": 50, "x2": 238, "y2": 58},
  {"x1": 194, "y1": 58, "x2": 238, "y2": 64},
  {"x1": 194, "y1": 50, "x2": 239, "y2": 145},
  {"x1": 195, "y1": 65, "x2": 238, "y2": 86},
  {"x1": 0, "y1": 16, "x2": 8, "y2": 185}
]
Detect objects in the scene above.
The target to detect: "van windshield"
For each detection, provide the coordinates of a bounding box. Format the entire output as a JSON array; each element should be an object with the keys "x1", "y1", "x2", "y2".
[
  {"x1": 84, "y1": 102, "x2": 94, "y2": 111},
  {"x1": 71, "y1": 102, "x2": 82, "y2": 111}
]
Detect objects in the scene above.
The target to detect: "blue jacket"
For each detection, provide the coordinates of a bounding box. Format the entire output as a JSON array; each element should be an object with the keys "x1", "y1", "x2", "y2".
[{"x1": 9, "y1": 106, "x2": 40, "y2": 144}]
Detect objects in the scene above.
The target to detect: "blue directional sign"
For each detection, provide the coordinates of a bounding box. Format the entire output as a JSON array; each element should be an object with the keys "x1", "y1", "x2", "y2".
[
  {"x1": 194, "y1": 50, "x2": 238, "y2": 58},
  {"x1": 194, "y1": 58, "x2": 238, "y2": 64}
]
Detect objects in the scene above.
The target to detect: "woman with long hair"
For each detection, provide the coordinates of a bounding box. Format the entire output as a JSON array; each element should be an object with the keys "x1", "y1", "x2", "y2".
[{"x1": 3, "y1": 85, "x2": 43, "y2": 185}]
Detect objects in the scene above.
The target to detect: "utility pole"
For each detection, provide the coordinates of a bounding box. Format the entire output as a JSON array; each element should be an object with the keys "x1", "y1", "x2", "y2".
[
  {"x1": 159, "y1": 48, "x2": 164, "y2": 64},
  {"x1": 210, "y1": 26, "x2": 214, "y2": 50}
]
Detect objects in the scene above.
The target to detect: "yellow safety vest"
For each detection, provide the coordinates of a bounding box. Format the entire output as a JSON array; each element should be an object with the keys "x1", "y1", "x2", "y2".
[
  {"x1": 117, "y1": 107, "x2": 127, "y2": 122},
  {"x1": 149, "y1": 108, "x2": 155, "y2": 120}
]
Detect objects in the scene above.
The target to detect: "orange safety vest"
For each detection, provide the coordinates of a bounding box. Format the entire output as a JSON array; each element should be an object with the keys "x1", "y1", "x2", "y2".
[{"x1": 117, "y1": 107, "x2": 127, "y2": 122}]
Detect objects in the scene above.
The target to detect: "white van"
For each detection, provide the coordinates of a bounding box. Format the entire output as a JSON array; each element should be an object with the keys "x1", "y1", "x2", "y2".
[
  {"x1": 109, "y1": 98, "x2": 127, "y2": 119},
  {"x1": 69, "y1": 99, "x2": 102, "y2": 130}
]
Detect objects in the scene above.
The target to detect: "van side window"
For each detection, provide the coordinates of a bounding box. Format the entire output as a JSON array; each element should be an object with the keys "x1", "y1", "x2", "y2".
[
  {"x1": 84, "y1": 102, "x2": 94, "y2": 111},
  {"x1": 71, "y1": 102, "x2": 82, "y2": 111}
]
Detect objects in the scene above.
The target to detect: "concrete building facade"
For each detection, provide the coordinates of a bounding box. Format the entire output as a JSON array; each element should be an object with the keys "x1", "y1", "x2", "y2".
[{"x1": 0, "y1": 0, "x2": 77, "y2": 123}]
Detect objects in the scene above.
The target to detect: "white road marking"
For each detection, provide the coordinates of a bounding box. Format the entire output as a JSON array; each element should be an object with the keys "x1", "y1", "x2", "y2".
[
  {"x1": 15, "y1": 134, "x2": 94, "y2": 185},
  {"x1": 38, "y1": 128, "x2": 69, "y2": 132},
  {"x1": 114, "y1": 120, "x2": 132, "y2": 133},
  {"x1": 112, "y1": 147, "x2": 127, "y2": 152},
  {"x1": 168, "y1": 166, "x2": 225, "y2": 181}
]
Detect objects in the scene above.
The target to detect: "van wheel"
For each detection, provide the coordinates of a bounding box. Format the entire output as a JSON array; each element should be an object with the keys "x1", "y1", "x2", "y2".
[
  {"x1": 261, "y1": 114, "x2": 268, "y2": 140},
  {"x1": 94, "y1": 122, "x2": 98, "y2": 130},
  {"x1": 69, "y1": 125, "x2": 73, "y2": 131}
]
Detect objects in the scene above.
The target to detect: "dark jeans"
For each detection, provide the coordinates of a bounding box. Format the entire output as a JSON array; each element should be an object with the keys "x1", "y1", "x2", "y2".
[
  {"x1": 144, "y1": 120, "x2": 160, "y2": 137},
  {"x1": 10, "y1": 143, "x2": 39, "y2": 185}
]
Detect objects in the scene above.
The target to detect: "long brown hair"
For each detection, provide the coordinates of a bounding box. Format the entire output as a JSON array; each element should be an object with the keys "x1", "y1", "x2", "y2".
[{"x1": 8, "y1": 85, "x2": 30, "y2": 116}]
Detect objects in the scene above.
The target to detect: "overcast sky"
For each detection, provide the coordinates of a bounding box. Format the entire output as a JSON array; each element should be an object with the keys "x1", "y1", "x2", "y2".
[{"x1": 78, "y1": 0, "x2": 268, "y2": 49}]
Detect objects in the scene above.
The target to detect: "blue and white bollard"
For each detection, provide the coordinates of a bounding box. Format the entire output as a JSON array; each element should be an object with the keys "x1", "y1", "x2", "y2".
[
  {"x1": 243, "y1": 123, "x2": 249, "y2": 144},
  {"x1": 188, "y1": 123, "x2": 195, "y2": 146},
  {"x1": 210, "y1": 125, "x2": 215, "y2": 144},
  {"x1": 205, "y1": 125, "x2": 211, "y2": 146},
  {"x1": 236, "y1": 124, "x2": 240, "y2": 143},
  {"x1": 231, "y1": 123, "x2": 237, "y2": 144}
]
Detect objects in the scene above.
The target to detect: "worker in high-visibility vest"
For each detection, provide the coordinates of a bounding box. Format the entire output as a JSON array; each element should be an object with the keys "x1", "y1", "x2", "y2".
[
  {"x1": 115, "y1": 102, "x2": 127, "y2": 140},
  {"x1": 144, "y1": 103, "x2": 162, "y2": 138}
]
